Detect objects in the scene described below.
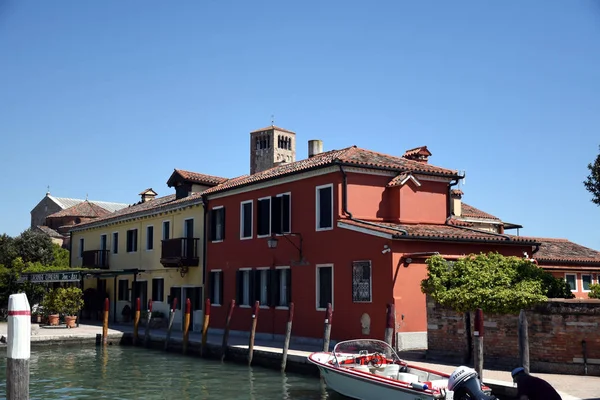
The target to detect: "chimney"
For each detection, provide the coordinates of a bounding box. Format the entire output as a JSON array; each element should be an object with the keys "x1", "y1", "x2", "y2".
[
  {"x1": 139, "y1": 188, "x2": 158, "y2": 203},
  {"x1": 450, "y1": 189, "x2": 463, "y2": 217},
  {"x1": 402, "y1": 146, "x2": 432, "y2": 163},
  {"x1": 308, "y1": 140, "x2": 323, "y2": 158}
]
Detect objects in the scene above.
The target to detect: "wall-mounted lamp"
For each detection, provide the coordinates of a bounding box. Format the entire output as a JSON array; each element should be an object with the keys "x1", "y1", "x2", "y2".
[
  {"x1": 267, "y1": 232, "x2": 308, "y2": 265},
  {"x1": 403, "y1": 257, "x2": 413, "y2": 267},
  {"x1": 382, "y1": 245, "x2": 391, "y2": 254},
  {"x1": 178, "y1": 265, "x2": 189, "y2": 278}
]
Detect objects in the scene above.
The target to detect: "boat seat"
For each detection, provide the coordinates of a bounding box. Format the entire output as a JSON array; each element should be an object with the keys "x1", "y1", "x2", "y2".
[
  {"x1": 396, "y1": 372, "x2": 420, "y2": 384},
  {"x1": 374, "y1": 364, "x2": 400, "y2": 379}
]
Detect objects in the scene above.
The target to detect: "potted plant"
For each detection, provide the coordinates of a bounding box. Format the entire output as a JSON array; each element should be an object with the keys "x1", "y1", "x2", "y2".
[
  {"x1": 57, "y1": 287, "x2": 84, "y2": 328},
  {"x1": 40, "y1": 288, "x2": 60, "y2": 326}
]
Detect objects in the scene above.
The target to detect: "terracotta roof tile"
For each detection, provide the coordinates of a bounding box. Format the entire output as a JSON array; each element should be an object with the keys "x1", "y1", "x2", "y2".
[
  {"x1": 250, "y1": 125, "x2": 296, "y2": 134},
  {"x1": 204, "y1": 146, "x2": 458, "y2": 195},
  {"x1": 70, "y1": 193, "x2": 205, "y2": 231},
  {"x1": 451, "y1": 189, "x2": 464, "y2": 197},
  {"x1": 35, "y1": 225, "x2": 63, "y2": 238},
  {"x1": 526, "y1": 238, "x2": 600, "y2": 264},
  {"x1": 339, "y1": 219, "x2": 537, "y2": 244},
  {"x1": 173, "y1": 169, "x2": 228, "y2": 186},
  {"x1": 386, "y1": 173, "x2": 411, "y2": 187},
  {"x1": 47, "y1": 201, "x2": 111, "y2": 218},
  {"x1": 460, "y1": 203, "x2": 501, "y2": 221}
]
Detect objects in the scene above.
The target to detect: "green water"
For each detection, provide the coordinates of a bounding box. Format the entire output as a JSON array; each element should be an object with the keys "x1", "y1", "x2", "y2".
[{"x1": 0, "y1": 345, "x2": 338, "y2": 399}]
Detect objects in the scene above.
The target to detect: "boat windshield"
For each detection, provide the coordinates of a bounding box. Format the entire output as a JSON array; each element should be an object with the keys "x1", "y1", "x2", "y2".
[{"x1": 331, "y1": 339, "x2": 404, "y2": 366}]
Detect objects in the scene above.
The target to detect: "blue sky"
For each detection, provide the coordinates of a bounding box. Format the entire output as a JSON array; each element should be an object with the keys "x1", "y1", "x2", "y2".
[{"x1": 1, "y1": 1, "x2": 599, "y2": 250}]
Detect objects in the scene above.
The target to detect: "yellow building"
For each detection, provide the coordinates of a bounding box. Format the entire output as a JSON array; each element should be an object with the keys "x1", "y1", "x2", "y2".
[{"x1": 69, "y1": 170, "x2": 227, "y2": 332}]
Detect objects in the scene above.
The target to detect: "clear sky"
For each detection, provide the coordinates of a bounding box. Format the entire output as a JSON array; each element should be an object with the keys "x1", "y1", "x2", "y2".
[{"x1": 1, "y1": 1, "x2": 599, "y2": 250}]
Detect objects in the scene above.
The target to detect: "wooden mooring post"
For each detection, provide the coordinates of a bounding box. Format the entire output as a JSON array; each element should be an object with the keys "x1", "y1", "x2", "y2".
[
  {"x1": 221, "y1": 299, "x2": 235, "y2": 362},
  {"x1": 200, "y1": 298, "x2": 211, "y2": 357},
  {"x1": 7, "y1": 293, "x2": 31, "y2": 400},
  {"x1": 322, "y1": 303, "x2": 333, "y2": 352},
  {"x1": 473, "y1": 308, "x2": 484, "y2": 380},
  {"x1": 144, "y1": 300, "x2": 153, "y2": 348},
  {"x1": 164, "y1": 297, "x2": 178, "y2": 351},
  {"x1": 248, "y1": 301, "x2": 260, "y2": 365},
  {"x1": 518, "y1": 309, "x2": 530, "y2": 373},
  {"x1": 102, "y1": 297, "x2": 109, "y2": 346},
  {"x1": 281, "y1": 302, "x2": 294, "y2": 371},
  {"x1": 133, "y1": 297, "x2": 141, "y2": 346},
  {"x1": 183, "y1": 298, "x2": 191, "y2": 354},
  {"x1": 384, "y1": 303, "x2": 395, "y2": 348}
]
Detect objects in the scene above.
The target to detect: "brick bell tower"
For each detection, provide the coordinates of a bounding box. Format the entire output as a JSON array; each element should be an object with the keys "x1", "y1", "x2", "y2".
[{"x1": 249, "y1": 125, "x2": 296, "y2": 175}]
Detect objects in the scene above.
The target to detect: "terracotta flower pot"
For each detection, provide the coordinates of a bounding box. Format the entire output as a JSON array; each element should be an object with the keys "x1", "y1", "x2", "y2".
[
  {"x1": 48, "y1": 314, "x2": 60, "y2": 326},
  {"x1": 65, "y1": 315, "x2": 77, "y2": 328}
]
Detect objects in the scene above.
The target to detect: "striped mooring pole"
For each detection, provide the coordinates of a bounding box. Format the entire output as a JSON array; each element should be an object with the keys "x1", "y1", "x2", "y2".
[{"x1": 7, "y1": 292, "x2": 31, "y2": 400}]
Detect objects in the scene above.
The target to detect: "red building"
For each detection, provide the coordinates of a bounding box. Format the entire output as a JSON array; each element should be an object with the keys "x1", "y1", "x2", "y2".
[{"x1": 201, "y1": 125, "x2": 538, "y2": 348}]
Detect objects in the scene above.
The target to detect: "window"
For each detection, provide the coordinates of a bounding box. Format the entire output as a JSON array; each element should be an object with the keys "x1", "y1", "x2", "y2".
[
  {"x1": 316, "y1": 264, "x2": 333, "y2": 310},
  {"x1": 272, "y1": 193, "x2": 291, "y2": 234},
  {"x1": 79, "y1": 238, "x2": 84, "y2": 258},
  {"x1": 152, "y1": 278, "x2": 164, "y2": 302},
  {"x1": 112, "y1": 232, "x2": 119, "y2": 254},
  {"x1": 240, "y1": 200, "x2": 253, "y2": 239},
  {"x1": 146, "y1": 226, "x2": 154, "y2": 250},
  {"x1": 257, "y1": 197, "x2": 271, "y2": 237},
  {"x1": 352, "y1": 261, "x2": 372, "y2": 302},
  {"x1": 255, "y1": 268, "x2": 270, "y2": 306},
  {"x1": 582, "y1": 274, "x2": 592, "y2": 292},
  {"x1": 236, "y1": 269, "x2": 252, "y2": 306},
  {"x1": 126, "y1": 229, "x2": 138, "y2": 252},
  {"x1": 210, "y1": 206, "x2": 225, "y2": 242},
  {"x1": 273, "y1": 267, "x2": 291, "y2": 307},
  {"x1": 209, "y1": 270, "x2": 223, "y2": 306},
  {"x1": 316, "y1": 184, "x2": 333, "y2": 231},
  {"x1": 118, "y1": 280, "x2": 128, "y2": 301},
  {"x1": 162, "y1": 221, "x2": 170, "y2": 241},
  {"x1": 565, "y1": 273, "x2": 577, "y2": 292}
]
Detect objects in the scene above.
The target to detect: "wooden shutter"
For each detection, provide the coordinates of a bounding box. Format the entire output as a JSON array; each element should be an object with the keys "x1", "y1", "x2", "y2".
[
  {"x1": 220, "y1": 208, "x2": 226, "y2": 240},
  {"x1": 209, "y1": 209, "x2": 216, "y2": 241},
  {"x1": 281, "y1": 194, "x2": 291, "y2": 233},
  {"x1": 286, "y1": 268, "x2": 292, "y2": 306},
  {"x1": 219, "y1": 271, "x2": 224, "y2": 305},
  {"x1": 236, "y1": 270, "x2": 243, "y2": 305}
]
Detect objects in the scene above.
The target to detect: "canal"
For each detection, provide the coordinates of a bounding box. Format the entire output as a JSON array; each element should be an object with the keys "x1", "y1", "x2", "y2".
[{"x1": 0, "y1": 344, "x2": 339, "y2": 399}]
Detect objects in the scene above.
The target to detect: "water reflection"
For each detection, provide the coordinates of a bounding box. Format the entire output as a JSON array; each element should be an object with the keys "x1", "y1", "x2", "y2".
[{"x1": 0, "y1": 345, "x2": 329, "y2": 399}]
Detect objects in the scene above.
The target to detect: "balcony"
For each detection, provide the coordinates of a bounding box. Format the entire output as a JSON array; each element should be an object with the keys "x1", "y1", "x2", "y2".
[
  {"x1": 82, "y1": 250, "x2": 109, "y2": 269},
  {"x1": 160, "y1": 238, "x2": 200, "y2": 268}
]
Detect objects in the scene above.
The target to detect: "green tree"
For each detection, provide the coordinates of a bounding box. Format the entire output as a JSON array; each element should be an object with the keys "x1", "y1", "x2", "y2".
[
  {"x1": 0, "y1": 234, "x2": 17, "y2": 267},
  {"x1": 588, "y1": 283, "x2": 600, "y2": 299},
  {"x1": 13, "y1": 229, "x2": 54, "y2": 265},
  {"x1": 421, "y1": 252, "x2": 574, "y2": 314},
  {"x1": 52, "y1": 244, "x2": 70, "y2": 268},
  {"x1": 584, "y1": 145, "x2": 600, "y2": 206}
]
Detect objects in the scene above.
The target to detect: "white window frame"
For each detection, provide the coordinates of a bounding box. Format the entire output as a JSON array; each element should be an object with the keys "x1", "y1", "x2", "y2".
[
  {"x1": 79, "y1": 238, "x2": 84, "y2": 258},
  {"x1": 316, "y1": 183, "x2": 334, "y2": 231},
  {"x1": 112, "y1": 231, "x2": 119, "y2": 254},
  {"x1": 352, "y1": 260, "x2": 372, "y2": 303},
  {"x1": 162, "y1": 220, "x2": 171, "y2": 241},
  {"x1": 565, "y1": 273, "x2": 577, "y2": 292},
  {"x1": 240, "y1": 200, "x2": 253, "y2": 240},
  {"x1": 239, "y1": 267, "x2": 252, "y2": 307},
  {"x1": 276, "y1": 192, "x2": 292, "y2": 234},
  {"x1": 581, "y1": 274, "x2": 592, "y2": 292},
  {"x1": 211, "y1": 269, "x2": 222, "y2": 307},
  {"x1": 276, "y1": 265, "x2": 291, "y2": 309},
  {"x1": 146, "y1": 225, "x2": 154, "y2": 251},
  {"x1": 210, "y1": 207, "x2": 224, "y2": 243},
  {"x1": 257, "y1": 196, "x2": 272, "y2": 238},
  {"x1": 256, "y1": 267, "x2": 270, "y2": 308},
  {"x1": 316, "y1": 263, "x2": 334, "y2": 311}
]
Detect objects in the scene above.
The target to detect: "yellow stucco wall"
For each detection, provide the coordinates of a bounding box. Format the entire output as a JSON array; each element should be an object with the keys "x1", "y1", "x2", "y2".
[{"x1": 72, "y1": 202, "x2": 206, "y2": 330}]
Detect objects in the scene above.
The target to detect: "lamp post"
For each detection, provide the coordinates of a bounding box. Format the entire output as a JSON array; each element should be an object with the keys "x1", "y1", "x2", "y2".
[{"x1": 267, "y1": 233, "x2": 306, "y2": 265}]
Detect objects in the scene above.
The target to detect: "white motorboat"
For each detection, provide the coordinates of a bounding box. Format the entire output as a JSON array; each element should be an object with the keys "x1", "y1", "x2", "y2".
[{"x1": 308, "y1": 339, "x2": 497, "y2": 400}]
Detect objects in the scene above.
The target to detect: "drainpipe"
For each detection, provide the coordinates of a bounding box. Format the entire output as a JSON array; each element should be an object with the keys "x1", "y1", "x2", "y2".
[
  {"x1": 201, "y1": 194, "x2": 209, "y2": 297},
  {"x1": 337, "y1": 163, "x2": 408, "y2": 236},
  {"x1": 447, "y1": 177, "x2": 460, "y2": 218}
]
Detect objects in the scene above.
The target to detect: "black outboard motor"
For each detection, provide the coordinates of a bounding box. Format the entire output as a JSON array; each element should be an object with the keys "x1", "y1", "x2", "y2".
[{"x1": 447, "y1": 366, "x2": 498, "y2": 400}]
